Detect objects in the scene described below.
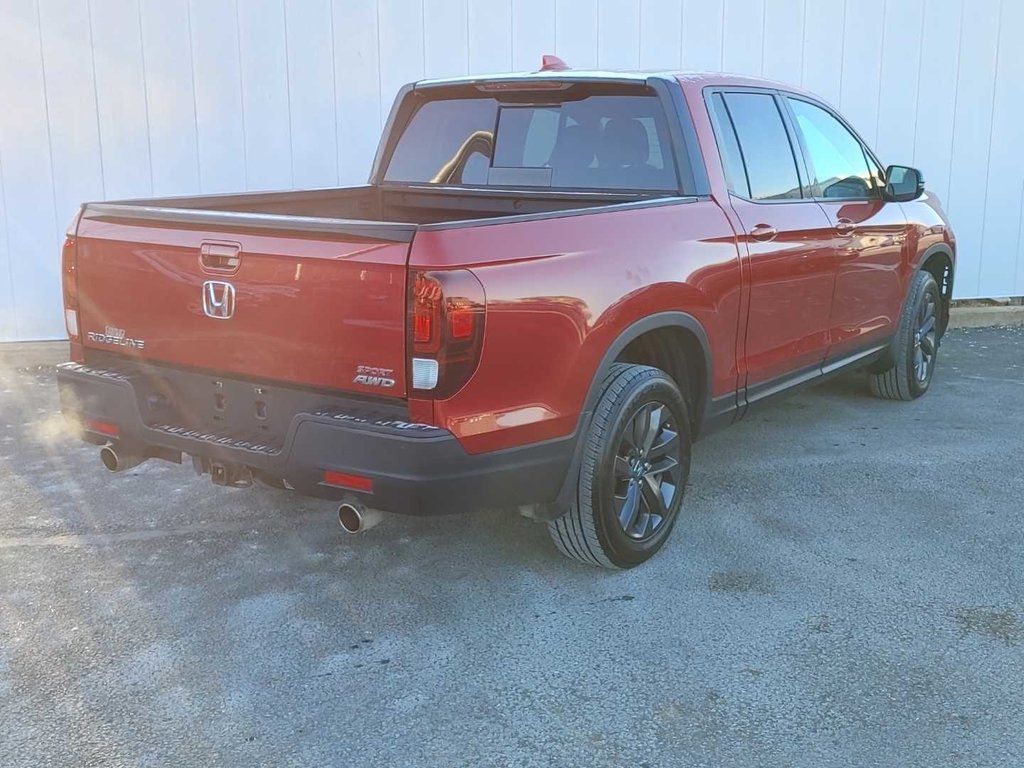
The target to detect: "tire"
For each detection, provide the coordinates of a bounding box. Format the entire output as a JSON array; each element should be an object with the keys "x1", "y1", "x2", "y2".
[
  {"x1": 548, "y1": 363, "x2": 692, "y2": 569},
  {"x1": 869, "y1": 270, "x2": 942, "y2": 401}
]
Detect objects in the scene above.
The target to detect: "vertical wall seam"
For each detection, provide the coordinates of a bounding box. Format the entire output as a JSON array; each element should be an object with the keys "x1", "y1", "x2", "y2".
[
  {"x1": 185, "y1": 0, "x2": 202, "y2": 190},
  {"x1": 837, "y1": 0, "x2": 847, "y2": 107},
  {"x1": 0, "y1": 150, "x2": 17, "y2": 338},
  {"x1": 1014, "y1": 176, "x2": 1024, "y2": 292},
  {"x1": 798, "y1": 0, "x2": 806, "y2": 77},
  {"x1": 975, "y1": 0, "x2": 1004, "y2": 292},
  {"x1": 329, "y1": 0, "x2": 340, "y2": 182},
  {"x1": 873, "y1": 0, "x2": 889, "y2": 148},
  {"x1": 798, "y1": 0, "x2": 808, "y2": 85},
  {"x1": 718, "y1": 0, "x2": 725, "y2": 70},
  {"x1": 510, "y1": 0, "x2": 516, "y2": 71},
  {"x1": 943, "y1": 0, "x2": 967, "y2": 207},
  {"x1": 234, "y1": 0, "x2": 249, "y2": 189},
  {"x1": 909, "y1": 0, "x2": 925, "y2": 165},
  {"x1": 553, "y1": 0, "x2": 559, "y2": 61},
  {"x1": 678, "y1": 0, "x2": 685, "y2": 68},
  {"x1": 376, "y1": 1, "x2": 385, "y2": 127},
  {"x1": 282, "y1": 0, "x2": 294, "y2": 187},
  {"x1": 85, "y1": 0, "x2": 106, "y2": 199},
  {"x1": 636, "y1": 0, "x2": 642, "y2": 68},
  {"x1": 136, "y1": 0, "x2": 155, "y2": 195},
  {"x1": 34, "y1": 0, "x2": 61, "y2": 236},
  {"x1": 759, "y1": 0, "x2": 766, "y2": 75}
]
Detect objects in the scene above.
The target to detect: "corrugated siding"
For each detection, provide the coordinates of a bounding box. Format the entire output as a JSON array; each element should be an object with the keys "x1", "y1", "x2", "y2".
[{"x1": 0, "y1": 0, "x2": 1021, "y2": 340}]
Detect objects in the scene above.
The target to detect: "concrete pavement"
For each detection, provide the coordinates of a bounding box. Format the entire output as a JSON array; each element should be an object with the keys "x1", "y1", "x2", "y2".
[{"x1": 1, "y1": 328, "x2": 1023, "y2": 767}]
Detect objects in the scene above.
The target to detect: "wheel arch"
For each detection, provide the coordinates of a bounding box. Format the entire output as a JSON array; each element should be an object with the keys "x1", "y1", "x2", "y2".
[
  {"x1": 544, "y1": 312, "x2": 713, "y2": 520},
  {"x1": 916, "y1": 242, "x2": 955, "y2": 334},
  {"x1": 596, "y1": 312, "x2": 712, "y2": 430}
]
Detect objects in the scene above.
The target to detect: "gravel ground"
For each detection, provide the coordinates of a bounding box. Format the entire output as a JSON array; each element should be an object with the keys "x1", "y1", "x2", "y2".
[{"x1": 1, "y1": 328, "x2": 1022, "y2": 767}]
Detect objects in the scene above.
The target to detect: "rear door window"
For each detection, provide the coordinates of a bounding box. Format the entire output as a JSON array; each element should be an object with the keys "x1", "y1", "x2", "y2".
[
  {"x1": 384, "y1": 91, "x2": 679, "y2": 192},
  {"x1": 716, "y1": 92, "x2": 804, "y2": 201}
]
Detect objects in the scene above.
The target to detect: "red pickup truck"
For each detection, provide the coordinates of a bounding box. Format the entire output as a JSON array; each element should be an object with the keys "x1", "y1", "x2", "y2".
[{"x1": 58, "y1": 64, "x2": 956, "y2": 568}]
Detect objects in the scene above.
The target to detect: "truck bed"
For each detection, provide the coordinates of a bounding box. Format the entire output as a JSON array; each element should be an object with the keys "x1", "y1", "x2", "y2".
[
  {"x1": 72, "y1": 183, "x2": 686, "y2": 402},
  {"x1": 82, "y1": 184, "x2": 670, "y2": 238}
]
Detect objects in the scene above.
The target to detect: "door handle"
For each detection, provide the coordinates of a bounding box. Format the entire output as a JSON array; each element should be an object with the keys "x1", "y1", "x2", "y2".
[
  {"x1": 749, "y1": 224, "x2": 778, "y2": 242},
  {"x1": 835, "y1": 218, "x2": 856, "y2": 235},
  {"x1": 200, "y1": 242, "x2": 242, "y2": 273}
]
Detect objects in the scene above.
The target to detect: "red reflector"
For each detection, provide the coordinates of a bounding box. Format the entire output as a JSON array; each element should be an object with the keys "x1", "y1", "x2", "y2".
[
  {"x1": 414, "y1": 311, "x2": 433, "y2": 344},
  {"x1": 86, "y1": 419, "x2": 119, "y2": 437},
  {"x1": 449, "y1": 307, "x2": 474, "y2": 339},
  {"x1": 322, "y1": 470, "x2": 374, "y2": 492}
]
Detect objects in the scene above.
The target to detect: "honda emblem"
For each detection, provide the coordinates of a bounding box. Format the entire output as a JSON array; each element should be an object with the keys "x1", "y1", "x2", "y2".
[{"x1": 202, "y1": 280, "x2": 236, "y2": 320}]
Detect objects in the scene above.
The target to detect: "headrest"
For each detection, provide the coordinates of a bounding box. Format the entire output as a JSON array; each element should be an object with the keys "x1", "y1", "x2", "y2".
[{"x1": 598, "y1": 117, "x2": 649, "y2": 168}]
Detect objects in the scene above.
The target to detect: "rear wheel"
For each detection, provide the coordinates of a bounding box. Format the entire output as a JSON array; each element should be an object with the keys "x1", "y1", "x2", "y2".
[
  {"x1": 548, "y1": 363, "x2": 692, "y2": 569},
  {"x1": 869, "y1": 270, "x2": 941, "y2": 401}
]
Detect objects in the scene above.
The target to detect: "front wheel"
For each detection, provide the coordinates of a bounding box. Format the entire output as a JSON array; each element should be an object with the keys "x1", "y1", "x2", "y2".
[
  {"x1": 548, "y1": 363, "x2": 692, "y2": 569},
  {"x1": 869, "y1": 270, "x2": 942, "y2": 401}
]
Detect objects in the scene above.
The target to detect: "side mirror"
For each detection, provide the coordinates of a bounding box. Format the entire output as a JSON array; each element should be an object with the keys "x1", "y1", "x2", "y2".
[{"x1": 885, "y1": 165, "x2": 925, "y2": 202}]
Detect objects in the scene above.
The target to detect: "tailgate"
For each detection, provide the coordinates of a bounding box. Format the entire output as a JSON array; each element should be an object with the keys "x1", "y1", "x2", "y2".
[{"x1": 75, "y1": 210, "x2": 412, "y2": 398}]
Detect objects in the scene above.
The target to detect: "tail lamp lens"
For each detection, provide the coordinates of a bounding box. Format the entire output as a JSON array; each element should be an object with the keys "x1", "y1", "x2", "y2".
[
  {"x1": 410, "y1": 270, "x2": 485, "y2": 398},
  {"x1": 62, "y1": 209, "x2": 85, "y2": 361},
  {"x1": 413, "y1": 311, "x2": 433, "y2": 345},
  {"x1": 412, "y1": 273, "x2": 444, "y2": 350},
  {"x1": 448, "y1": 305, "x2": 475, "y2": 339},
  {"x1": 61, "y1": 234, "x2": 78, "y2": 317}
]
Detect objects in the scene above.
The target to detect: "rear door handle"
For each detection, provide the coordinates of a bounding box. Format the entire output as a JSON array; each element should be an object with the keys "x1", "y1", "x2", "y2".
[
  {"x1": 835, "y1": 218, "x2": 856, "y2": 235},
  {"x1": 749, "y1": 224, "x2": 778, "y2": 242}
]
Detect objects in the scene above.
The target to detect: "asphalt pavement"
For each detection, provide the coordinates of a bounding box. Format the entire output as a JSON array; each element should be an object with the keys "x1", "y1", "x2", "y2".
[{"x1": 1, "y1": 328, "x2": 1022, "y2": 767}]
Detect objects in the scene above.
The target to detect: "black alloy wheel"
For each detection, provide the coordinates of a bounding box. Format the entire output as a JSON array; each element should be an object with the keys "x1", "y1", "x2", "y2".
[{"x1": 612, "y1": 402, "x2": 683, "y2": 541}]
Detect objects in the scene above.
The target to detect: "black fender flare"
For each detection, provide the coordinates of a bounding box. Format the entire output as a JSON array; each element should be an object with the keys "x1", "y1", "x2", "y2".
[
  {"x1": 915, "y1": 241, "x2": 955, "y2": 336},
  {"x1": 914, "y1": 241, "x2": 954, "y2": 273},
  {"x1": 544, "y1": 311, "x2": 713, "y2": 519},
  {"x1": 915, "y1": 241, "x2": 955, "y2": 302}
]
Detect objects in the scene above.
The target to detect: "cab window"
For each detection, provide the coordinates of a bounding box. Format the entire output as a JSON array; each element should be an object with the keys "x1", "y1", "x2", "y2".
[
  {"x1": 711, "y1": 92, "x2": 804, "y2": 202},
  {"x1": 787, "y1": 98, "x2": 876, "y2": 200}
]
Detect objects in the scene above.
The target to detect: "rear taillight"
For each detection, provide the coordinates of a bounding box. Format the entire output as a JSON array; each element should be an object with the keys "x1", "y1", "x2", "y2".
[
  {"x1": 62, "y1": 209, "x2": 84, "y2": 362},
  {"x1": 410, "y1": 270, "x2": 485, "y2": 399}
]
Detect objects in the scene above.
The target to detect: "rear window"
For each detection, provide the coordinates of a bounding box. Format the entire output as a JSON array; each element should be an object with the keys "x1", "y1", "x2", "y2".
[{"x1": 384, "y1": 90, "x2": 679, "y2": 192}]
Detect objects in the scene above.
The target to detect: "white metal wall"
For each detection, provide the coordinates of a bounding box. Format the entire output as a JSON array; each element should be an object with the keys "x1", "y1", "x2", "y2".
[{"x1": 1, "y1": 0, "x2": 1021, "y2": 341}]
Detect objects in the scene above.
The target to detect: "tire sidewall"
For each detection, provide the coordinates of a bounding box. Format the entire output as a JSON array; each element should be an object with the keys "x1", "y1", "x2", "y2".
[
  {"x1": 587, "y1": 372, "x2": 692, "y2": 568},
  {"x1": 902, "y1": 273, "x2": 940, "y2": 397}
]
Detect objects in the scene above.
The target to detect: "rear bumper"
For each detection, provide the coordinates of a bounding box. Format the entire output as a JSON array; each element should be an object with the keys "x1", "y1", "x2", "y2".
[{"x1": 57, "y1": 361, "x2": 574, "y2": 516}]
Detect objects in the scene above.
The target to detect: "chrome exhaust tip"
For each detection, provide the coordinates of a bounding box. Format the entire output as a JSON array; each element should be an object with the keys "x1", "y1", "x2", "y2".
[
  {"x1": 337, "y1": 497, "x2": 384, "y2": 534},
  {"x1": 99, "y1": 445, "x2": 144, "y2": 473}
]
